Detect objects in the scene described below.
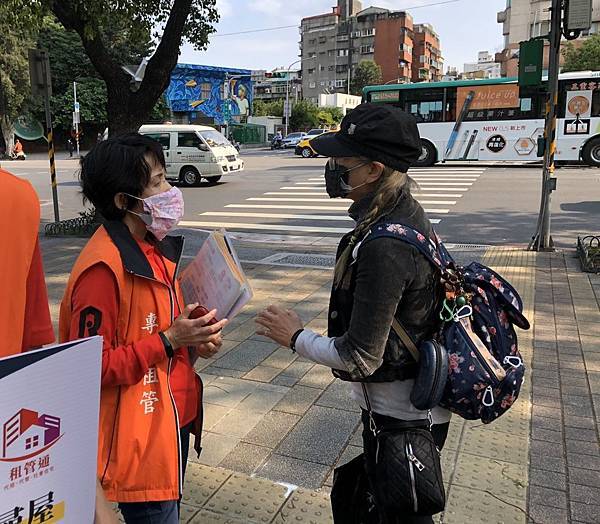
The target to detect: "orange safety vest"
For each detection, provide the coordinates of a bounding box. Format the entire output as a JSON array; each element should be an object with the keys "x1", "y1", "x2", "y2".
[
  {"x1": 59, "y1": 222, "x2": 200, "y2": 503},
  {"x1": 0, "y1": 168, "x2": 40, "y2": 357}
]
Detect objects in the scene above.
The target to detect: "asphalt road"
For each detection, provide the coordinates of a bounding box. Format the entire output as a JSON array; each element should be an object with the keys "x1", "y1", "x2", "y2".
[{"x1": 4, "y1": 149, "x2": 600, "y2": 250}]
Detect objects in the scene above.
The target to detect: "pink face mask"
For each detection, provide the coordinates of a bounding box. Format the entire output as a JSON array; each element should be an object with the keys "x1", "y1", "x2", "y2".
[{"x1": 126, "y1": 186, "x2": 185, "y2": 240}]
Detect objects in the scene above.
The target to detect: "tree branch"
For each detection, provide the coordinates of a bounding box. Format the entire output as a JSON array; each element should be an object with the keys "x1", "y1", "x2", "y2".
[
  {"x1": 50, "y1": 0, "x2": 126, "y2": 86},
  {"x1": 135, "y1": 0, "x2": 193, "y2": 105}
]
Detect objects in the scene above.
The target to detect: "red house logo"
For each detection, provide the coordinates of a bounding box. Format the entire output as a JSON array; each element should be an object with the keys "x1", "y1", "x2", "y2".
[{"x1": 1, "y1": 409, "x2": 63, "y2": 462}]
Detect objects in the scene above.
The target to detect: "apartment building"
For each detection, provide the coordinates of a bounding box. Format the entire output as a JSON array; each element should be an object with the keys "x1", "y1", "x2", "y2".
[
  {"x1": 252, "y1": 69, "x2": 302, "y2": 103},
  {"x1": 300, "y1": 0, "x2": 442, "y2": 103},
  {"x1": 463, "y1": 51, "x2": 502, "y2": 79},
  {"x1": 497, "y1": 0, "x2": 600, "y2": 76},
  {"x1": 412, "y1": 23, "x2": 443, "y2": 83}
]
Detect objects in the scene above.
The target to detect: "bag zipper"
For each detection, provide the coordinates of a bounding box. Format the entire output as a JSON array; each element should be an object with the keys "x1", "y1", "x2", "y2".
[
  {"x1": 429, "y1": 341, "x2": 443, "y2": 404},
  {"x1": 456, "y1": 322, "x2": 501, "y2": 388},
  {"x1": 406, "y1": 441, "x2": 423, "y2": 513}
]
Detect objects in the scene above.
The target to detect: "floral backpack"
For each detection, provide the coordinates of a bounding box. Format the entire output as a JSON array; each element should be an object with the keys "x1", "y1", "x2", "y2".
[{"x1": 362, "y1": 223, "x2": 531, "y2": 424}]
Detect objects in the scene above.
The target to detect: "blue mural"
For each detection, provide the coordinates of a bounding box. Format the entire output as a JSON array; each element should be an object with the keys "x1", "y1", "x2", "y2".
[{"x1": 165, "y1": 63, "x2": 253, "y2": 125}]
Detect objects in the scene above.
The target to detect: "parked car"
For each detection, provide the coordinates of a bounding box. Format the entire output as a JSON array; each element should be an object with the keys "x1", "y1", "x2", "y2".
[
  {"x1": 294, "y1": 132, "x2": 334, "y2": 158},
  {"x1": 139, "y1": 124, "x2": 243, "y2": 186},
  {"x1": 304, "y1": 129, "x2": 328, "y2": 140},
  {"x1": 282, "y1": 132, "x2": 307, "y2": 148}
]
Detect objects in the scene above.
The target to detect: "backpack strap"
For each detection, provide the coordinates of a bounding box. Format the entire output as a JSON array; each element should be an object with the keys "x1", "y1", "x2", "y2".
[
  {"x1": 391, "y1": 317, "x2": 420, "y2": 362},
  {"x1": 360, "y1": 223, "x2": 448, "y2": 271}
]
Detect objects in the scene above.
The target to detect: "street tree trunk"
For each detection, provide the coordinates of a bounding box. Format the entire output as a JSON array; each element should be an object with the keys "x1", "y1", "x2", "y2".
[
  {"x1": 51, "y1": 0, "x2": 194, "y2": 138},
  {"x1": 0, "y1": 115, "x2": 15, "y2": 155}
]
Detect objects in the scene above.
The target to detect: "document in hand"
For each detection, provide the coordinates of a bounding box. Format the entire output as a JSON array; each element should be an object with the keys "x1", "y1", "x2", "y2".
[{"x1": 179, "y1": 229, "x2": 253, "y2": 320}]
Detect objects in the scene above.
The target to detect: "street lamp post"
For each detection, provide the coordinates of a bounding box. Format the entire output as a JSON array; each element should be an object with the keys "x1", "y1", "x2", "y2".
[{"x1": 284, "y1": 57, "x2": 316, "y2": 136}]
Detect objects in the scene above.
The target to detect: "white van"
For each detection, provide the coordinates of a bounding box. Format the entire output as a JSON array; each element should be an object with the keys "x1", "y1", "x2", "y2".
[{"x1": 139, "y1": 124, "x2": 244, "y2": 186}]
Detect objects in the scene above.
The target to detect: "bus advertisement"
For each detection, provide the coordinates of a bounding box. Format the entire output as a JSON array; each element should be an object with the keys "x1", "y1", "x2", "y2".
[{"x1": 363, "y1": 71, "x2": 600, "y2": 167}]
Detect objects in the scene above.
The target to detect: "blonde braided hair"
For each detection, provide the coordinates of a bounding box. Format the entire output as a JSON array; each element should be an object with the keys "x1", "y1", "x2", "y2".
[{"x1": 333, "y1": 165, "x2": 416, "y2": 288}]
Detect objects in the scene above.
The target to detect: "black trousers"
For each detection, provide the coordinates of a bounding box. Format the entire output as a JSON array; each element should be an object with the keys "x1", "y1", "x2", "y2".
[{"x1": 361, "y1": 410, "x2": 450, "y2": 524}]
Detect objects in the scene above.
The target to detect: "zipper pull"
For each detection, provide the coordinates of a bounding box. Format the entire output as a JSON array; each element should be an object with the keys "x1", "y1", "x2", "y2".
[{"x1": 407, "y1": 444, "x2": 426, "y2": 472}]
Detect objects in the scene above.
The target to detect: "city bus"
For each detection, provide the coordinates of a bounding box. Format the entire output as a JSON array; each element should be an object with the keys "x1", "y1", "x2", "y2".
[{"x1": 362, "y1": 71, "x2": 600, "y2": 167}]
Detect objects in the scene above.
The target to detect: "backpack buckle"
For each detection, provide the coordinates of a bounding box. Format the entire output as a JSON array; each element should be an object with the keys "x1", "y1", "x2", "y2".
[{"x1": 503, "y1": 356, "x2": 523, "y2": 368}]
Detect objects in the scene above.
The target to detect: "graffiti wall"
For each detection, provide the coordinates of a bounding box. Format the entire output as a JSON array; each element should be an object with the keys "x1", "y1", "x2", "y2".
[{"x1": 165, "y1": 64, "x2": 253, "y2": 125}]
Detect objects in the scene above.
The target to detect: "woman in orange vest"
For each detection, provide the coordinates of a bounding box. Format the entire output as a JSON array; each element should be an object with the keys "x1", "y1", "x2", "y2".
[{"x1": 59, "y1": 134, "x2": 227, "y2": 523}]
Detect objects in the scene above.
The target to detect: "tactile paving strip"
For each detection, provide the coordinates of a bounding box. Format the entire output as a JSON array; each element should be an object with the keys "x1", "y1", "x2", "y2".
[
  {"x1": 203, "y1": 473, "x2": 288, "y2": 523},
  {"x1": 181, "y1": 463, "x2": 232, "y2": 508},
  {"x1": 273, "y1": 488, "x2": 333, "y2": 524},
  {"x1": 188, "y1": 509, "x2": 248, "y2": 523},
  {"x1": 452, "y1": 453, "x2": 527, "y2": 504},
  {"x1": 443, "y1": 484, "x2": 527, "y2": 524},
  {"x1": 460, "y1": 426, "x2": 528, "y2": 466}
]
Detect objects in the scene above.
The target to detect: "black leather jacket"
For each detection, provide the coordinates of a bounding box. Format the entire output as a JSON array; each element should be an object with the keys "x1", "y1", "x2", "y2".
[{"x1": 330, "y1": 190, "x2": 444, "y2": 383}]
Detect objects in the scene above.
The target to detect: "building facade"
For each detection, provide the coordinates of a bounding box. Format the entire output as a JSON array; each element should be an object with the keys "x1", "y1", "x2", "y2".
[
  {"x1": 164, "y1": 64, "x2": 253, "y2": 125},
  {"x1": 252, "y1": 69, "x2": 302, "y2": 103},
  {"x1": 463, "y1": 51, "x2": 502, "y2": 79},
  {"x1": 412, "y1": 23, "x2": 444, "y2": 82},
  {"x1": 300, "y1": 0, "x2": 442, "y2": 103},
  {"x1": 497, "y1": 0, "x2": 600, "y2": 77}
]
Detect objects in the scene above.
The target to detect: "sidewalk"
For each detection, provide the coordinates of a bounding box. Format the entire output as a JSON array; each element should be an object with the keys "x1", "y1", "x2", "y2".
[{"x1": 40, "y1": 236, "x2": 599, "y2": 523}]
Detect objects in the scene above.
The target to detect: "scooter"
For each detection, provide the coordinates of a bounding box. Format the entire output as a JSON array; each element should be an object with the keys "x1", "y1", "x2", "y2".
[
  {"x1": 271, "y1": 137, "x2": 283, "y2": 150},
  {"x1": 8, "y1": 151, "x2": 26, "y2": 160}
]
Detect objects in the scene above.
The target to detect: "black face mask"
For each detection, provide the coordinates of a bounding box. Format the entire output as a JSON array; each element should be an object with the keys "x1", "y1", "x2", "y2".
[{"x1": 324, "y1": 159, "x2": 371, "y2": 198}]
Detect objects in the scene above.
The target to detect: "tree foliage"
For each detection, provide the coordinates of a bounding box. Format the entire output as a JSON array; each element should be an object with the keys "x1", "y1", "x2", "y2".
[
  {"x1": 11, "y1": 0, "x2": 219, "y2": 135},
  {"x1": 253, "y1": 100, "x2": 284, "y2": 117},
  {"x1": 0, "y1": 3, "x2": 35, "y2": 152},
  {"x1": 562, "y1": 34, "x2": 600, "y2": 73},
  {"x1": 318, "y1": 106, "x2": 344, "y2": 126},
  {"x1": 350, "y1": 60, "x2": 382, "y2": 96},
  {"x1": 290, "y1": 100, "x2": 320, "y2": 130}
]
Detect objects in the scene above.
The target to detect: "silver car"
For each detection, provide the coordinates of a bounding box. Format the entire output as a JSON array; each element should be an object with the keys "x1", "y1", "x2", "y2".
[{"x1": 282, "y1": 132, "x2": 307, "y2": 148}]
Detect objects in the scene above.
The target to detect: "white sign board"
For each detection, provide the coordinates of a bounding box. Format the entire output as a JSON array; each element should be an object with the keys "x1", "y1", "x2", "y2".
[
  {"x1": 0, "y1": 337, "x2": 102, "y2": 523},
  {"x1": 566, "y1": 90, "x2": 593, "y2": 118},
  {"x1": 567, "y1": 0, "x2": 593, "y2": 31}
]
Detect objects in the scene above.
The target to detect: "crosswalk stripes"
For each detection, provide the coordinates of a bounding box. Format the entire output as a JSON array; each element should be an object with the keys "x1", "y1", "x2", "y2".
[{"x1": 182, "y1": 167, "x2": 486, "y2": 239}]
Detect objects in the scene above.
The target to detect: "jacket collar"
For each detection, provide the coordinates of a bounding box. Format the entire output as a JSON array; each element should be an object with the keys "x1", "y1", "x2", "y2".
[
  {"x1": 348, "y1": 192, "x2": 375, "y2": 223},
  {"x1": 103, "y1": 220, "x2": 184, "y2": 279}
]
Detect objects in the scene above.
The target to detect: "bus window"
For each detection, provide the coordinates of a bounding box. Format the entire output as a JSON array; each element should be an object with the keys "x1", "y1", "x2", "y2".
[{"x1": 403, "y1": 90, "x2": 445, "y2": 122}]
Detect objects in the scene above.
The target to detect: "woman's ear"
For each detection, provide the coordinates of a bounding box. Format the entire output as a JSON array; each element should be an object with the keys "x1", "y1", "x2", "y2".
[
  {"x1": 366, "y1": 162, "x2": 385, "y2": 184},
  {"x1": 114, "y1": 192, "x2": 128, "y2": 211}
]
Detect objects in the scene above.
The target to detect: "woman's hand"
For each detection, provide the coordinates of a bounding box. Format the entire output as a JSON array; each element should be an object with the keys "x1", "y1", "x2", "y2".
[
  {"x1": 192, "y1": 340, "x2": 223, "y2": 360},
  {"x1": 256, "y1": 305, "x2": 303, "y2": 347},
  {"x1": 164, "y1": 304, "x2": 227, "y2": 349},
  {"x1": 94, "y1": 479, "x2": 118, "y2": 524}
]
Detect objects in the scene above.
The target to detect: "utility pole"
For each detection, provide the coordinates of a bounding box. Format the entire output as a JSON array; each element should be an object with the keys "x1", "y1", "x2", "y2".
[
  {"x1": 530, "y1": 0, "x2": 562, "y2": 251},
  {"x1": 29, "y1": 49, "x2": 60, "y2": 222},
  {"x1": 73, "y1": 82, "x2": 81, "y2": 157},
  {"x1": 529, "y1": 0, "x2": 591, "y2": 251}
]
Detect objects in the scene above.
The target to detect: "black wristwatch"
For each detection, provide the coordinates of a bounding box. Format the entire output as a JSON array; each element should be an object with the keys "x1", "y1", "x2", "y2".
[
  {"x1": 159, "y1": 331, "x2": 175, "y2": 358},
  {"x1": 289, "y1": 329, "x2": 304, "y2": 353}
]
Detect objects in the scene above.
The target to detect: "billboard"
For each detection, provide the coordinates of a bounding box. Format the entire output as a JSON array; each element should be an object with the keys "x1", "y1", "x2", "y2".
[
  {"x1": 0, "y1": 337, "x2": 102, "y2": 523},
  {"x1": 457, "y1": 84, "x2": 520, "y2": 111}
]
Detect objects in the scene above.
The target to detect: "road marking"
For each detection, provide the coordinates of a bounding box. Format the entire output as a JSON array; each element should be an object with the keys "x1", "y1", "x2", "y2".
[
  {"x1": 411, "y1": 177, "x2": 479, "y2": 181},
  {"x1": 261, "y1": 193, "x2": 458, "y2": 205},
  {"x1": 180, "y1": 221, "x2": 354, "y2": 234},
  {"x1": 247, "y1": 197, "x2": 354, "y2": 202},
  {"x1": 226, "y1": 204, "x2": 351, "y2": 211},
  {"x1": 179, "y1": 220, "x2": 439, "y2": 233},
  {"x1": 414, "y1": 182, "x2": 473, "y2": 186},
  {"x1": 201, "y1": 211, "x2": 354, "y2": 221}
]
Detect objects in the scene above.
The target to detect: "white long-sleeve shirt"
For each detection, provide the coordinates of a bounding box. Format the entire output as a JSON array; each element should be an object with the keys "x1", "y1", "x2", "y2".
[{"x1": 296, "y1": 329, "x2": 451, "y2": 425}]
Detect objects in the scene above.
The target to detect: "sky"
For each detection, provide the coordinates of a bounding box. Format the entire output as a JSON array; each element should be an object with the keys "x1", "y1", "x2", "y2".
[{"x1": 179, "y1": 0, "x2": 508, "y2": 73}]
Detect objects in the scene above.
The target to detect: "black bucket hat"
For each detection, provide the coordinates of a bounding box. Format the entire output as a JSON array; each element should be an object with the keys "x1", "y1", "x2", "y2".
[{"x1": 310, "y1": 102, "x2": 422, "y2": 172}]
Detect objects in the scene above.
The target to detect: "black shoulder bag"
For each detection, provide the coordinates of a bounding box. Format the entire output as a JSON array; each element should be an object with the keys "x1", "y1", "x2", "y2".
[{"x1": 360, "y1": 383, "x2": 446, "y2": 517}]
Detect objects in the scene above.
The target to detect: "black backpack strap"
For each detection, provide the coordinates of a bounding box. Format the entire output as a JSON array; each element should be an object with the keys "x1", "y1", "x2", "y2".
[{"x1": 360, "y1": 223, "x2": 449, "y2": 271}]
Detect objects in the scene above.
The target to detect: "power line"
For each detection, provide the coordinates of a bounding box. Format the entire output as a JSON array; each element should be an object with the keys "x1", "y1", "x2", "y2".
[{"x1": 211, "y1": 0, "x2": 462, "y2": 38}]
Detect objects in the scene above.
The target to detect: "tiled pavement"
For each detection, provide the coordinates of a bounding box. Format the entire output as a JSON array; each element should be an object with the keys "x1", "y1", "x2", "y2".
[{"x1": 40, "y1": 235, "x2": 600, "y2": 523}]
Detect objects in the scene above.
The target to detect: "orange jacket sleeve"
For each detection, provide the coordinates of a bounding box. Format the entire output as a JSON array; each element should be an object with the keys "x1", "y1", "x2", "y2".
[
  {"x1": 22, "y1": 238, "x2": 55, "y2": 350},
  {"x1": 70, "y1": 263, "x2": 167, "y2": 387}
]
